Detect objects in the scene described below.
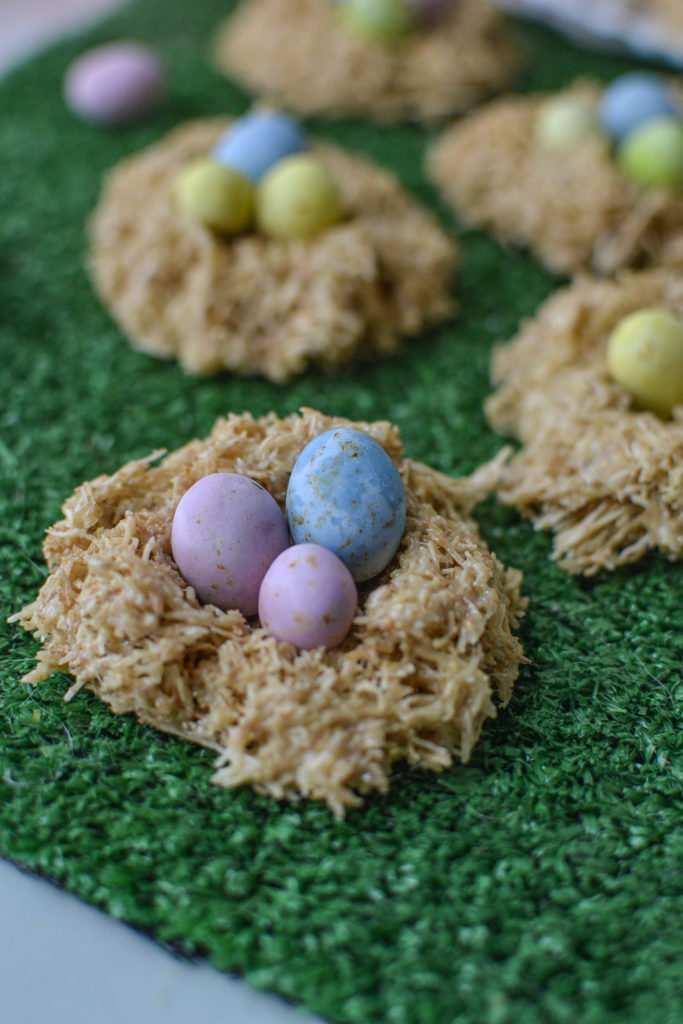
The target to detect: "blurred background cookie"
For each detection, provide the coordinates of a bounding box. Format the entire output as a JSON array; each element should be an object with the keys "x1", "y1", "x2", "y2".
[
  {"x1": 427, "y1": 76, "x2": 683, "y2": 275},
  {"x1": 213, "y1": 0, "x2": 521, "y2": 122},
  {"x1": 486, "y1": 269, "x2": 683, "y2": 573},
  {"x1": 89, "y1": 112, "x2": 458, "y2": 380}
]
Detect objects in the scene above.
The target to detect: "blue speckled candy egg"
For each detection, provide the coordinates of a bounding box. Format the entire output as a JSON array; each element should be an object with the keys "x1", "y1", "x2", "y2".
[
  {"x1": 598, "y1": 73, "x2": 678, "y2": 144},
  {"x1": 212, "y1": 110, "x2": 307, "y2": 183},
  {"x1": 171, "y1": 472, "x2": 290, "y2": 616},
  {"x1": 286, "y1": 428, "x2": 406, "y2": 582},
  {"x1": 258, "y1": 543, "x2": 357, "y2": 650}
]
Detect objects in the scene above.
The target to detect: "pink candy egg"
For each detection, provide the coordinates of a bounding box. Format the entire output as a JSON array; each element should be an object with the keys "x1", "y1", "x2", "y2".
[
  {"x1": 258, "y1": 543, "x2": 357, "y2": 650},
  {"x1": 63, "y1": 41, "x2": 166, "y2": 125},
  {"x1": 171, "y1": 473, "x2": 290, "y2": 616}
]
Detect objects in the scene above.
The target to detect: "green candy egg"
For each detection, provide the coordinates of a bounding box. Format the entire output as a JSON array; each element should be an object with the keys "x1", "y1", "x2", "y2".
[
  {"x1": 174, "y1": 157, "x2": 254, "y2": 234},
  {"x1": 256, "y1": 154, "x2": 343, "y2": 241},
  {"x1": 606, "y1": 307, "x2": 683, "y2": 418},
  {"x1": 617, "y1": 115, "x2": 683, "y2": 191},
  {"x1": 340, "y1": 0, "x2": 417, "y2": 45},
  {"x1": 534, "y1": 95, "x2": 599, "y2": 153}
]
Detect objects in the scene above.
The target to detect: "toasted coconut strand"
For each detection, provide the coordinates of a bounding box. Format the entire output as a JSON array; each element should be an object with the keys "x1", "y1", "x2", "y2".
[
  {"x1": 11, "y1": 409, "x2": 526, "y2": 814},
  {"x1": 89, "y1": 120, "x2": 457, "y2": 382},
  {"x1": 213, "y1": 0, "x2": 520, "y2": 124},
  {"x1": 428, "y1": 80, "x2": 683, "y2": 276},
  {"x1": 486, "y1": 272, "x2": 683, "y2": 575}
]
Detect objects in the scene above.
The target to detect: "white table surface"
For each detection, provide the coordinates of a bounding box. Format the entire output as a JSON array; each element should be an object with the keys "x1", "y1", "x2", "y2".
[
  {"x1": 0, "y1": 3, "x2": 323, "y2": 1022},
  {"x1": 0, "y1": 858, "x2": 323, "y2": 1024}
]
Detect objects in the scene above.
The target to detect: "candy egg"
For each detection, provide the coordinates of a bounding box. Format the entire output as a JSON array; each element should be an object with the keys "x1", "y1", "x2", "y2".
[
  {"x1": 606, "y1": 307, "x2": 683, "y2": 418},
  {"x1": 63, "y1": 41, "x2": 166, "y2": 125},
  {"x1": 256, "y1": 154, "x2": 343, "y2": 241},
  {"x1": 617, "y1": 116, "x2": 683, "y2": 192},
  {"x1": 212, "y1": 110, "x2": 307, "y2": 183},
  {"x1": 286, "y1": 428, "x2": 406, "y2": 582},
  {"x1": 171, "y1": 472, "x2": 290, "y2": 615},
  {"x1": 534, "y1": 95, "x2": 599, "y2": 153},
  {"x1": 406, "y1": 0, "x2": 458, "y2": 26},
  {"x1": 258, "y1": 543, "x2": 357, "y2": 650},
  {"x1": 598, "y1": 72, "x2": 678, "y2": 144},
  {"x1": 174, "y1": 158, "x2": 254, "y2": 234},
  {"x1": 340, "y1": 0, "x2": 418, "y2": 45}
]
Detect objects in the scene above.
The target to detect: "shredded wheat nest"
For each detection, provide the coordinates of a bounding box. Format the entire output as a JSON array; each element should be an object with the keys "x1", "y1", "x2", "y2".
[
  {"x1": 213, "y1": 0, "x2": 521, "y2": 123},
  {"x1": 427, "y1": 79, "x2": 683, "y2": 276},
  {"x1": 11, "y1": 409, "x2": 526, "y2": 814},
  {"x1": 486, "y1": 270, "x2": 683, "y2": 575},
  {"x1": 88, "y1": 119, "x2": 457, "y2": 381}
]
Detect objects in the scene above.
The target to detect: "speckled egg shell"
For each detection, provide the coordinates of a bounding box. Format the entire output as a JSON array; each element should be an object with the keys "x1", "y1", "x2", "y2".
[
  {"x1": 171, "y1": 472, "x2": 290, "y2": 616},
  {"x1": 258, "y1": 543, "x2": 357, "y2": 649},
  {"x1": 286, "y1": 428, "x2": 406, "y2": 582}
]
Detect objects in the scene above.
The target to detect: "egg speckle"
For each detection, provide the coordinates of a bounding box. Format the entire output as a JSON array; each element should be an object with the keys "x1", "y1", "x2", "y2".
[
  {"x1": 171, "y1": 472, "x2": 290, "y2": 615},
  {"x1": 286, "y1": 428, "x2": 406, "y2": 582},
  {"x1": 258, "y1": 543, "x2": 357, "y2": 649}
]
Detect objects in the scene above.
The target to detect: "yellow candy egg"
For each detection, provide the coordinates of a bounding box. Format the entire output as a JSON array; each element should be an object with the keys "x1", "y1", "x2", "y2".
[
  {"x1": 340, "y1": 0, "x2": 417, "y2": 46},
  {"x1": 617, "y1": 116, "x2": 683, "y2": 192},
  {"x1": 256, "y1": 154, "x2": 343, "y2": 241},
  {"x1": 534, "y1": 95, "x2": 599, "y2": 153},
  {"x1": 174, "y1": 157, "x2": 254, "y2": 234},
  {"x1": 606, "y1": 307, "x2": 683, "y2": 417}
]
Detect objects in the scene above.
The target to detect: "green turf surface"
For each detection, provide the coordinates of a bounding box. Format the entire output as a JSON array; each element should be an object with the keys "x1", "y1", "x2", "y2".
[{"x1": 1, "y1": 2, "x2": 682, "y2": 1022}]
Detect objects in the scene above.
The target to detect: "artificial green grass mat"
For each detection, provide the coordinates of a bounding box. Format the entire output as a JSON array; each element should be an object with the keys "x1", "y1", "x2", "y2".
[{"x1": 1, "y1": 2, "x2": 682, "y2": 1022}]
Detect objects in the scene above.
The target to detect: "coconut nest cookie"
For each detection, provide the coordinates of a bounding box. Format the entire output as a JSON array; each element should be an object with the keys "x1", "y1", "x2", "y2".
[
  {"x1": 486, "y1": 270, "x2": 683, "y2": 575},
  {"x1": 212, "y1": 0, "x2": 521, "y2": 123},
  {"x1": 89, "y1": 119, "x2": 457, "y2": 381},
  {"x1": 427, "y1": 79, "x2": 683, "y2": 276},
  {"x1": 645, "y1": 0, "x2": 683, "y2": 35},
  {"x1": 11, "y1": 409, "x2": 526, "y2": 815}
]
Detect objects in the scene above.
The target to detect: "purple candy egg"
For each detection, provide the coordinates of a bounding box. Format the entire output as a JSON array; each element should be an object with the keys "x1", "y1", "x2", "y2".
[
  {"x1": 258, "y1": 543, "x2": 357, "y2": 650},
  {"x1": 63, "y1": 41, "x2": 166, "y2": 125},
  {"x1": 171, "y1": 472, "x2": 290, "y2": 616},
  {"x1": 406, "y1": 0, "x2": 458, "y2": 26}
]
